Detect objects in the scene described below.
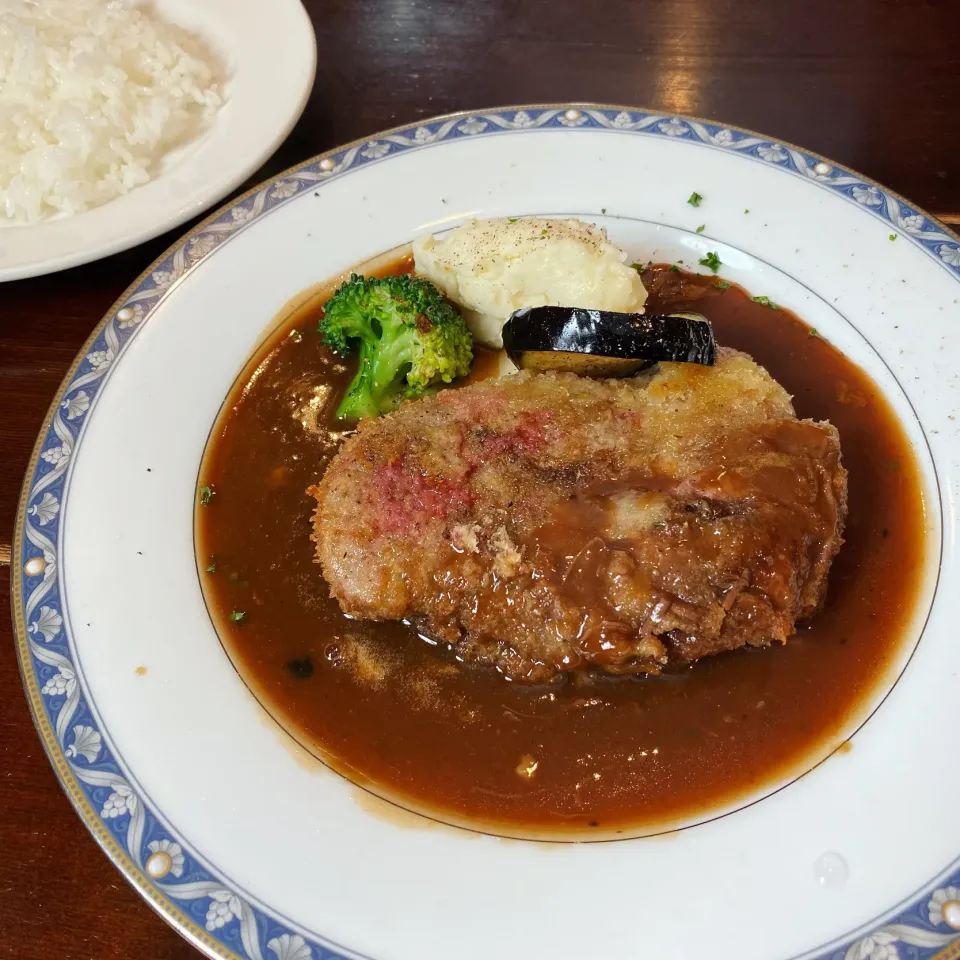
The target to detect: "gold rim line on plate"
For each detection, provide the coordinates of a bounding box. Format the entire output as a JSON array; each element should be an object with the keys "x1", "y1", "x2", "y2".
[{"x1": 11, "y1": 103, "x2": 960, "y2": 960}]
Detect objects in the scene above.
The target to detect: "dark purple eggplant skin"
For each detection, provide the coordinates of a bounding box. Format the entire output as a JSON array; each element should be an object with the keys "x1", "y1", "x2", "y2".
[{"x1": 502, "y1": 307, "x2": 716, "y2": 374}]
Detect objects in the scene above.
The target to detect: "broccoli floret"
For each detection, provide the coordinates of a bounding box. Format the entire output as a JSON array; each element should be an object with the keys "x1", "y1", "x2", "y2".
[{"x1": 319, "y1": 273, "x2": 474, "y2": 419}]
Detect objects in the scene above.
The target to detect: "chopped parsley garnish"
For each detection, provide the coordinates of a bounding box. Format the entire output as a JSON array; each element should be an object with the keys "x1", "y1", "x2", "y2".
[
  {"x1": 508, "y1": 217, "x2": 520, "y2": 223},
  {"x1": 744, "y1": 208, "x2": 750, "y2": 214},
  {"x1": 199, "y1": 484, "x2": 214, "y2": 506},
  {"x1": 205, "y1": 557, "x2": 217, "y2": 573},
  {"x1": 696, "y1": 224, "x2": 705, "y2": 234},
  {"x1": 631, "y1": 262, "x2": 644, "y2": 273},
  {"x1": 541, "y1": 228, "x2": 549, "y2": 237},
  {"x1": 752, "y1": 295, "x2": 779, "y2": 310},
  {"x1": 229, "y1": 610, "x2": 247, "y2": 623},
  {"x1": 687, "y1": 191, "x2": 703, "y2": 207},
  {"x1": 669, "y1": 264, "x2": 681, "y2": 272},
  {"x1": 809, "y1": 327, "x2": 819, "y2": 336},
  {"x1": 699, "y1": 251, "x2": 722, "y2": 273},
  {"x1": 889, "y1": 233, "x2": 896, "y2": 241},
  {"x1": 716, "y1": 280, "x2": 731, "y2": 289}
]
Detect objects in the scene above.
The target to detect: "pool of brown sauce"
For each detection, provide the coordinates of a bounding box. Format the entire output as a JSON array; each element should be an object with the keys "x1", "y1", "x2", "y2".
[{"x1": 197, "y1": 254, "x2": 927, "y2": 837}]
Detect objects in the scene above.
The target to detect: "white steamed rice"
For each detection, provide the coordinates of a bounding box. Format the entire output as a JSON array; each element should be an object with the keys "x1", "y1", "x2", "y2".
[{"x1": 0, "y1": 0, "x2": 224, "y2": 224}]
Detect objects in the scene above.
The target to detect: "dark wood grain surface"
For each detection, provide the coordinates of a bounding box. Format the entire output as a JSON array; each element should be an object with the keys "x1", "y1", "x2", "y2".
[{"x1": 2, "y1": 1, "x2": 959, "y2": 957}]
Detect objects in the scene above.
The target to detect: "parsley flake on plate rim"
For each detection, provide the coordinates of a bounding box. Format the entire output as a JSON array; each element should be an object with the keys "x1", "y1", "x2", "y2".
[{"x1": 698, "y1": 251, "x2": 722, "y2": 273}]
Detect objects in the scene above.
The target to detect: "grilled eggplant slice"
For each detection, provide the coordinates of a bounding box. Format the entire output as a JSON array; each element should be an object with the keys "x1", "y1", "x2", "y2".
[{"x1": 503, "y1": 306, "x2": 716, "y2": 377}]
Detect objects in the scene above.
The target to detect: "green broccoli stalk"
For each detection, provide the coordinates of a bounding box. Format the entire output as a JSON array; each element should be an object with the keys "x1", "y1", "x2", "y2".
[{"x1": 319, "y1": 273, "x2": 473, "y2": 420}]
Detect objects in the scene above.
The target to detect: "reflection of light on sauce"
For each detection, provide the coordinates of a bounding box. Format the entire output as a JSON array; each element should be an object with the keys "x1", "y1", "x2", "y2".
[
  {"x1": 515, "y1": 754, "x2": 539, "y2": 778},
  {"x1": 292, "y1": 384, "x2": 332, "y2": 434},
  {"x1": 239, "y1": 357, "x2": 273, "y2": 402}
]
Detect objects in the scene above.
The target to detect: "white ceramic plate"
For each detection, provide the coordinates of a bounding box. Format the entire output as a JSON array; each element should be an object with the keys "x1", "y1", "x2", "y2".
[
  {"x1": 14, "y1": 106, "x2": 960, "y2": 960},
  {"x1": 0, "y1": 0, "x2": 316, "y2": 282}
]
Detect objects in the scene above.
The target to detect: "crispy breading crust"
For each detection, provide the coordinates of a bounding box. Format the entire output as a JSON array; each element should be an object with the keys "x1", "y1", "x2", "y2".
[{"x1": 310, "y1": 349, "x2": 847, "y2": 683}]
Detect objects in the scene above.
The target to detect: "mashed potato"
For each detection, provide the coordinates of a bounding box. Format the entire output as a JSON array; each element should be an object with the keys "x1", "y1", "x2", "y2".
[{"x1": 413, "y1": 217, "x2": 647, "y2": 348}]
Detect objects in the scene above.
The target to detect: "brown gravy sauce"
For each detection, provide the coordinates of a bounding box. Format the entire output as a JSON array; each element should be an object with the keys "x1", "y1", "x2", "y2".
[{"x1": 197, "y1": 256, "x2": 927, "y2": 838}]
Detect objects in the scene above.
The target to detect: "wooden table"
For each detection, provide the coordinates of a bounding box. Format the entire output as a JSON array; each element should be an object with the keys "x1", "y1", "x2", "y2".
[{"x1": 1, "y1": 1, "x2": 958, "y2": 956}]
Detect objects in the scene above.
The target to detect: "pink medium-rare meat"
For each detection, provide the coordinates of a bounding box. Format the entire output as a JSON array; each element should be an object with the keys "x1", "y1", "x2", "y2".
[{"x1": 309, "y1": 349, "x2": 848, "y2": 683}]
